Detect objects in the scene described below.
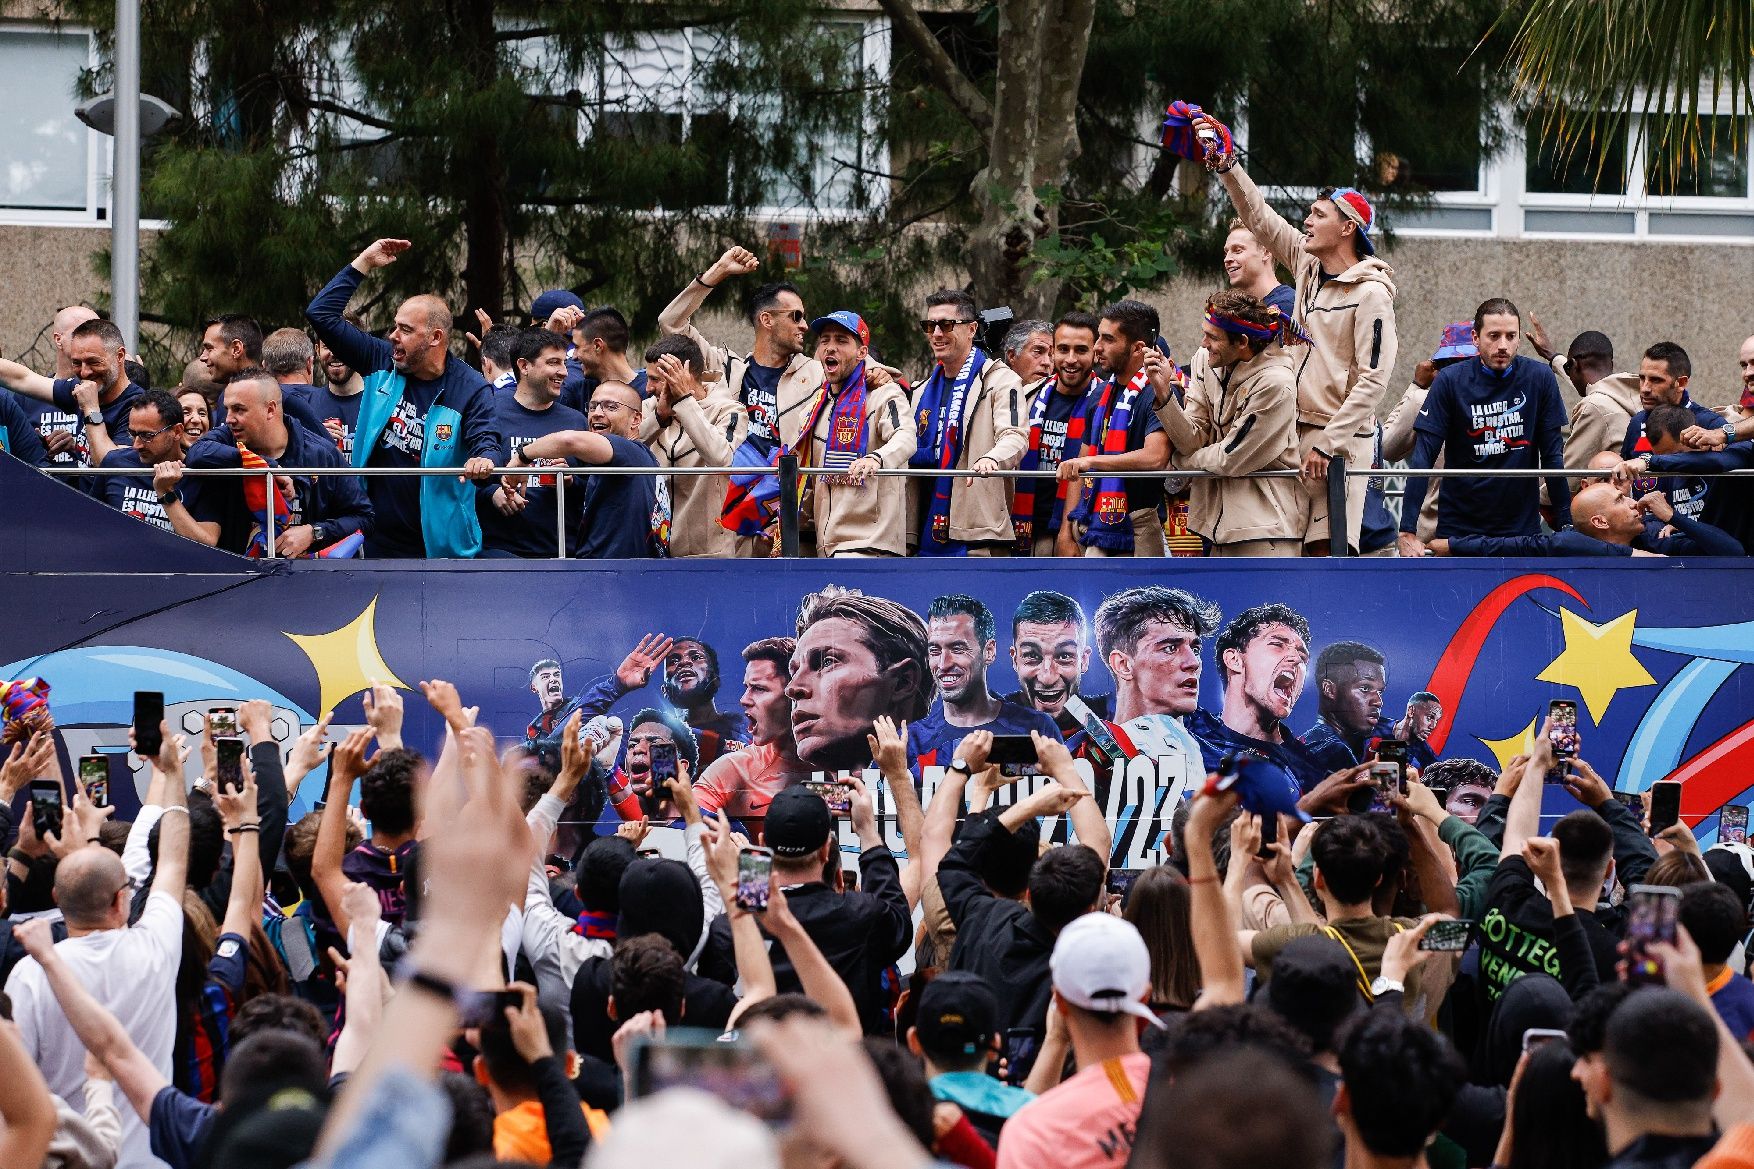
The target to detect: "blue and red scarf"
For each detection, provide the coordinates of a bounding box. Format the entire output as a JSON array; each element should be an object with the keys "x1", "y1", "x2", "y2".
[
  {"x1": 818, "y1": 362, "x2": 870, "y2": 482},
  {"x1": 1160, "y1": 100, "x2": 1234, "y2": 161},
  {"x1": 239, "y1": 445, "x2": 293, "y2": 559},
  {"x1": 908, "y1": 349, "x2": 986, "y2": 555},
  {"x1": 570, "y1": 909, "x2": 617, "y2": 940},
  {"x1": 1068, "y1": 368, "x2": 1150, "y2": 552},
  {"x1": 1011, "y1": 377, "x2": 1077, "y2": 551},
  {"x1": 721, "y1": 384, "x2": 831, "y2": 538}
]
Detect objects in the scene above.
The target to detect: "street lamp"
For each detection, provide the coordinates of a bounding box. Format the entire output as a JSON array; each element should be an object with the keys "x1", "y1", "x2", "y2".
[{"x1": 72, "y1": 0, "x2": 178, "y2": 355}]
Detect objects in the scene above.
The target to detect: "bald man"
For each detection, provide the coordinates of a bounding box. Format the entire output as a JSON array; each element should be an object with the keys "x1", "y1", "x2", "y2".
[
  {"x1": 305, "y1": 238, "x2": 504, "y2": 557},
  {"x1": 5, "y1": 731, "x2": 191, "y2": 1169},
  {"x1": 184, "y1": 368, "x2": 372, "y2": 556},
  {"x1": 1428, "y1": 480, "x2": 1742, "y2": 557}
]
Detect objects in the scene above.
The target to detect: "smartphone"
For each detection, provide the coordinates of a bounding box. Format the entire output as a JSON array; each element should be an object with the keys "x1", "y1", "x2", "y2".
[
  {"x1": 133, "y1": 690, "x2": 164, "y2": 757},
  {"x1": 736, "y1": 846, "x2": 773, "y2": 913},
  {"x1": 1366, "y1": 761, "x2": 1402, "y2": 813},
  {"x1": 988, "y1": 734, "x2": 1040, "y2": 779},
  {"x1": 28, "y1": 780, "x2": 63, "y2": 840},
  {"x1": 644, "y1": 741, "x2": 678, "y2": 819},
  {"x1": 206, "y1": 707, "x2": 238, "y2": 738},
  {"x1": 1522, "y1": 1027, "x2": 1568, "y2": 1054},
  {"x1": 1722, "y1": 805, "x2": 1750, "y2": 846},
  {"x1": 1257, "y1": 812, "x2": 1279, "y2": 859},
  {"x1": 1617, "y1": 791, "x2": 1647, "y2": 823},
  {"x1": 216, "y1": 737, "x2": 245, "y2": 793},
  {"x1": 1549, "y1": 700, "x2": 1580, "y2": 761},
  {"x1": 628, "y1": 1029, "x2": 790, "y2": 1123},
  {"x1": 1418, "y1": 919, "x2": 1475, "y2": 952},
  {"x1": 1649, "y1": 781, "x2": 1683, "y2": 834},
  {"x1": 460, "y1": 988, "x2": 524, "y2": 1029},
  {"x1": 804, "y1": 779, "x2": 851, "y2": 817},
  {"x1": 78, "y1": 754, "x2": 110, "y2": 808},
  {"x1": 1623, "y1": 884, "x2": 1682, "y2": 985},
  {"x1": 1106, "y1": 868, "x2": 1144, "y2": 902},
  {"x1": 1002, "y1": 1027, "x2": 1040, "y2": 1086}
]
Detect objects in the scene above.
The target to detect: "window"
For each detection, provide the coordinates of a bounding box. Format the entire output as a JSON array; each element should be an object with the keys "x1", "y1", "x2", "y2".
[
  {"x1": 1525, "y1": 112, "x2": 1629, "y2": 195},
  {"x1": 1647, "y1": 116, "x2": 1750, "y2": 198},
  {"x1": 1363, "y1": 69, "x2": 1483, "y2": 193},
  {"x1": 0, "y1": 28, "x2": 93, "y2": 212}
]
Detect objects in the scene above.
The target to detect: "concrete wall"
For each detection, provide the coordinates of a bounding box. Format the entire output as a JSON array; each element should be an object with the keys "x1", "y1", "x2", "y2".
[{"x1": 5, "y1": 225, "x2": 1751, "y2": 416}]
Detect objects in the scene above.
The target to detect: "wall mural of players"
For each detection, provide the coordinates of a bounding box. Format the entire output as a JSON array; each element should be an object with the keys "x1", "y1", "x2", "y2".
[{"x1": 515, "y1": 579, "x2": 1454, "y2": 869}]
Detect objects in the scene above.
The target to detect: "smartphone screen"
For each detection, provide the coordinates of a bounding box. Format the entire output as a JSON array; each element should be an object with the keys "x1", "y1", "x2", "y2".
[
  {"x1": 1648, "y1": 781, "x2": 1682, "y2": 834},
  {"x1": 79, "y1": 754, "x2": 110, "y2": 807},
  {"x1": 736, "y1": 847, "x2": 773, "y2": 913},
  {"x1": 1617, "y1": 791, "x2": 1647, "y2": 823},
  {"x1": 988, "y1": 734, "x2": 1040, "y2": 778},
  {"x1": 1623, "y1": 884, "x2": 1681, "y2": 985},
  {"x1": 1257, "y1": 812, "x2": 1279, "y2": 858},
  {"x1": 629, "y1": 1029, "x2": 791, "y2": 1123},
  {"x1": 133, "y1": 691, "x2": 164, "y2": 757},
  {"x1": 28, "y1": 780, "x2": 63, "y2": 839},
  {"x1": 1002, "y1": 1027, "x2": 1040, "y2": 1086},
  {"x1": 1549, "y1": 700, "x2": 1580, "y2": 760},
  {"x1": 1367, "y1": 761, "x2": 1402, "y2": 813},
  {"x1": 206, "y1": 707, "x2": 238, "y2": 738},
  {"x1": 1722, "y1": 805, "x2": 1749, "y2": 846},
  {"x1": 1418, "y1": 919, "x2": 1475, "y2": 952},
  {"x1": 645, "y1": 742, "x2": 678, "y2": 819},
  {"x1": 1106, "y1": 868, "x2": 1144, "y2": 901},
  {"x1": 804, "y1": 779, "x2": 851, "y2": 816},
  {"x1": 216, "y1": 737, "x2": 245, "y2": 793}
]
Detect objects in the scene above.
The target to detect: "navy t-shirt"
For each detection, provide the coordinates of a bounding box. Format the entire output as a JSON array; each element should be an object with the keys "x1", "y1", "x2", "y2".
[
  {"x1": 1411, "y1": 356, "x2": 1567, "y2": 538},
  {"x1": 150, "y1": 1086, "x2": 216, "y2": 1169},
  {"x1": 742, "y1": 361, "x2": 784, "y2": 456},
  {"x1": 907, "y1": 699, "x2": 1064, "y2": 774},
  {"x1": 98, "y1": 449, "x2": 187, "y2": 532},
  {"x1": 560, "y1": 367, "x2": 649, "y2": 415},
  {"x1": 1066, "y1": 379, "x2": 1166, "y2": 511},
  {"x1": 577, "y1": 434, "x2": 660, "y2": 559},
  {"x1": 1264, "y1": 283, "x2": 1296, "y2": 320},
  {"x1": 52, "y1": 379, "x2": 144, "y2": 486},
  {"x1": 315, "y1": 385, "x2": 364, "y2": 460},
  {"x1": 22, "y1": 396, "x2": 80, "y2": 467},
  {"x1": 1033, "y1": 385, "x2": 1088, "y2": 529},
  {"x1": 0, "y1": 391, "x2": 47, "y2": 466},
  {"x1": 477, "y1": 395, "x2": 590, "y2": 558}
]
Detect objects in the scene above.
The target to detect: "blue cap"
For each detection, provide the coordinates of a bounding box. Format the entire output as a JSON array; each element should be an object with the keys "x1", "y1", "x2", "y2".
[
  {"x1": 530, "y1": 290, "x2": 585, "y2": 321},
  {"x1": 810, "y1": 310, "x2": 869, "y2": 347}
]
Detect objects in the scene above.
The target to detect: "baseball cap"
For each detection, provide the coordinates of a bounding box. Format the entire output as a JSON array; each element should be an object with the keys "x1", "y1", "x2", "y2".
[
  {"x1": 1432, "y1": 321, "x2": 1478, "y2": 362},
  {"x1": 764, "y1": 785, "x2": 832, "y2": 858},
  {"x1": 1049, "y1": 913, "x2": 1165, "y2": 1028},
  {"x1": 916, "y1": 972, "x2": 1000, "y2": 1058},
  {"x1": 530, "y1": 289, "x2": 586, "y2": 321},
  {"x1": 810, "y1": 310, "x2": 870, "y2": 347},
  {"x1": 1326, "y1": 187, "x2": 1377, "y2": 256},
  {"x1": 202, "y1": 1085, "x2": 328, "y2": 1169}
]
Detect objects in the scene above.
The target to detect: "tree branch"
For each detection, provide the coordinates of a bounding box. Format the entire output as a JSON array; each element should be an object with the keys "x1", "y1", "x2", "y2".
[
  {"x1": 871, "y1": 0, "x2": 993, "y2": 135},
  {"x1": 298, "y1": 98, "x2": 402, "y2": 134}
]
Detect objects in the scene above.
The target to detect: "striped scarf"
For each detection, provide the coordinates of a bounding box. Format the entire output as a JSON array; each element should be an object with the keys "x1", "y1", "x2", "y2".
[
  {"x1": 1068, "y1": 369, "x2": 1149, "y2": 552},
  {"x1": 908, "y1": 349, "x2": 985, "y2": 555},
  {"x1": 1010, "y1": 378, "x2": 1079, "y2": 551},
  {"x1": 238, "y1": 444, "x2": 293, "y2": 558},
  {"x1": 818, "y1": 362, "x2": 870, "y2": 483},
  {"x1": 721, "y1": 385, "x2": 832, "y2": 537}
]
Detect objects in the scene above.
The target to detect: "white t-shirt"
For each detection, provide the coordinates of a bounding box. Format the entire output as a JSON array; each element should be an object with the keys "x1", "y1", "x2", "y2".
[{"x1": 5, "y1": 889, "x2": 183, "y2": 1169}]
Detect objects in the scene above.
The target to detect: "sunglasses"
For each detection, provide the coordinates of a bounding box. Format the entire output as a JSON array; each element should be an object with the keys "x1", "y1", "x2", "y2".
[
  {"x1": 920, "y1": 318, "x2": 975, "y2": 334},
  {"x1": 131, "y1": 421, "x2": 179, "y2": 443},
  {"x1": 766, "y1": 309, "x2": 807, "y2": 324}
]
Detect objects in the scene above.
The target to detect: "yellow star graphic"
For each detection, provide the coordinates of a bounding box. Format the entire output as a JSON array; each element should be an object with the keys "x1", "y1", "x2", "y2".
[
  {"x1": 1536, "y1": 608, "x2": 1657, "y2": 724},
  {"x1": 1477, "y1": 717, "x2": 1538, "y2": 772},
  {"x1": 284, "y1": 597, "x2": 409, "y2": 715}
]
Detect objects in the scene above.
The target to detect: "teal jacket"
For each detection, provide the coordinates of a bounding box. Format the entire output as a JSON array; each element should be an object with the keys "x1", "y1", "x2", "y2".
[{"x1": 351, "y1": 368, "x2": 482, "y2": 558}]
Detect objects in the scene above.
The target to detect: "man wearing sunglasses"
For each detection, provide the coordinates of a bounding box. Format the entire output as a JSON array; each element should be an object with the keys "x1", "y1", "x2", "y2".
[
  {"x1": 1196, "y1": 116, "x2": 1399, "y2": 556},
  {"x1": 657, "y1": 245, "x2": 825, "y2": 479},
  {"x1": 907, "y1": 288, "x2": 1027, "y2": 555}
]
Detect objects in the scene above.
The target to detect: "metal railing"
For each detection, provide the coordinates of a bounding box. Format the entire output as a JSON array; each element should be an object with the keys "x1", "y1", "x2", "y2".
[{"x1": 41, "y1": 456, "x2": 1754, "y2": 560}]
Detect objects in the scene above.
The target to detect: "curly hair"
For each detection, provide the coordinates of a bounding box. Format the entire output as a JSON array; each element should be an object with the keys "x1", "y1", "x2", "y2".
[{"x1": 359, "y1": 747, "x2": 423, "y2": 836}]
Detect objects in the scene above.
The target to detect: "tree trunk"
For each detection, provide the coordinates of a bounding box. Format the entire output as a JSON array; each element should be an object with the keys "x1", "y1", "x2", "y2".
[
  {"x1": 458, "y1": 0, "x2": 507, "y2": 334},
  {"x1": 965, "y1": 0, "x2": 1097, "y2": 317}
]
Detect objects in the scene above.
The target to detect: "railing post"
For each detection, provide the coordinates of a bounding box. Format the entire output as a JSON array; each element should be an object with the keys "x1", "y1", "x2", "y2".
[
  {"x1": 263, "y1": 470, "x2": 277, "y2": 557},
  {"x1": 554, "y1": 470, "x2": 567, "y2": 559},
  {"x1": 779, "y1": 454, "x2": 801, "y2": 558},
  {"x1": 1326, "y1": 454, "x2": 1348, "y2": 557}
]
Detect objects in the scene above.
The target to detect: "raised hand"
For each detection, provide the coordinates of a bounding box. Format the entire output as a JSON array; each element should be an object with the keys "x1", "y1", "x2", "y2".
[
  {"x1": 362, "y1": 681, "x2": 405, "y2": 748},
  {"x1": 289, "y1": 712, "x2": 335, "y2": 778},
  {"x1": 353, "y1": 239, "x2": 411, "y2": 271},
  {"x1": 708, "y1": 246, "x2": 761, "y2": 282},
  {"x1": 419, "y1": 679, "x2": 475, "y2": 732},
  {"x1": 616, "y1": 633, "x2": 674, "y2": 690},
  {"x1": 866, "y1": 715, "x2": 908, "y2": 775},
  {"x1": 616, "y1": 818, "x2": 653, "y2": 848},
  {"x1": 330, "y1": 728, "x2": 374, "y2": 790},
  {"x1": 0, "y1": 732, "x2": 55, "y2": 800}
]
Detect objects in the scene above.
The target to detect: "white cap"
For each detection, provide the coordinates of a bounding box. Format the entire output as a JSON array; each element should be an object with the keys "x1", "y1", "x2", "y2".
[{"x1": 1049, "y1": 913, "x2": 1166, "y2": 1028}]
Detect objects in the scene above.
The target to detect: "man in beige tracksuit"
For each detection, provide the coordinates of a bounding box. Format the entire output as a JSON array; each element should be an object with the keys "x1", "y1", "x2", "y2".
[
  {"x1": 1153, "y1": 291, "x2": 1302, "y2": 556},
  {"x1": 799, "y1": 311, "x2": 917, "y2": 556},
  {"x1": 659, "y1": 245, "x2": 826, "y2": 460},
  {"x1": 1527, "y1": 320, "x2": 1643, "y2": 489},
  {"x1": 907, "y1": 288, "x2": 1027, "y2": 555},
  {"x1": 1197, "y1": 116, "x2": 1398, "y2": 554},
  {"x1": 641, "y1": 334, "x2": 749, "y2": 558}
]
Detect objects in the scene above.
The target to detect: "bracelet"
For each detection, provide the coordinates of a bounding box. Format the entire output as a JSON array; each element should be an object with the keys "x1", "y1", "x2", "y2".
[
  {"x1": 1214, "y1": 157, "x2": 1238, "y2": 174},
  {"x1": 693, "y1": 274, "x2": 718, "y2": 289},
  {"x1": 227, "y1": 824, "x2": 261, "y2": 835},
  {"x1": 159, "y1": 805, "x2": 190, "y2": 817},
  {"x1": 1185, "y1": 874, "x2": 1219, "y2": 885},
  {"x1": 8, "y1": 847, "x2": 31, "y2": 864}
]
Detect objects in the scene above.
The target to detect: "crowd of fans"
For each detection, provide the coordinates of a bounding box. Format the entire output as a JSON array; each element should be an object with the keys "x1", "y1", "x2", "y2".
[
  {"x1": 4, "y1": 124, "x2": 1753, "y2": 560},
  {"x1": 3, "y1": 666, "x2": 1754, "y2": 1169}
]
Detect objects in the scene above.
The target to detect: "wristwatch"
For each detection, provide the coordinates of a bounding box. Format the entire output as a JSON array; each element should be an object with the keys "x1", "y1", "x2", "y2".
[
  {"x1": 947, "y1": 757, "x2": 972, "y2": 777},
  {"x1": 395, "y1": 962, "x2": 494, "y2": 1020},
  {"x1": 310, "y1": 523, "x2": 329, "y2": 547},
  {"x1": 1724, "y1": 423, "x2": 1739, "y2": 444},
  {"x1": 156, "y1": 491, "x2": 179, "y2": 508},
  {"x1": 84, "y1": 412, "x2": 104, "y2": 426},
  {"x1": 1369, "y1": 976, "x2": 1405, "y2": 997}
]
